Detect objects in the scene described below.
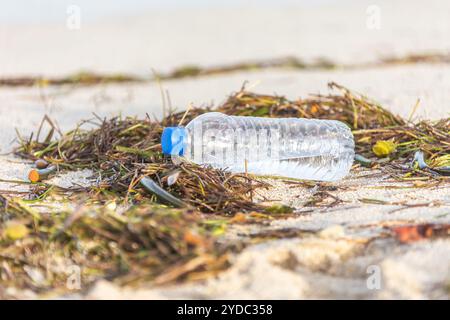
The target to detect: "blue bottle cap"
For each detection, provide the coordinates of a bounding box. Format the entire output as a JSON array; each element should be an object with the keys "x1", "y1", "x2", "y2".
[{"x1": 161, "y1": 127, "x2": 187, "y2": 156}]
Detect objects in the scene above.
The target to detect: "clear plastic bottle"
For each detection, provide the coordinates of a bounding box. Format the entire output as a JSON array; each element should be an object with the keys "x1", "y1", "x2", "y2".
[{"x1": 161, "y1": 112, "x2": 354, "y2": 181}]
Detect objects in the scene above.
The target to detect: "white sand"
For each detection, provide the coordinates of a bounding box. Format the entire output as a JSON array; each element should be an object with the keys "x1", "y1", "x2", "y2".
[
  {"x1": 1, "y1": 0, "x2": 449, "y2": 299},
  {"x1": 1, "y1": 0, "x2": 450, "y2": 77}
]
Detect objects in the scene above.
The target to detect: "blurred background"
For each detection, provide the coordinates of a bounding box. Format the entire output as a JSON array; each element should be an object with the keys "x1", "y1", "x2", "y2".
[
  {"x1": 1, "y1": 0, "x2": 449, "y2": 75},
  {"x1": 0, "y1": 0, "x2": 449, "y2": 152}
]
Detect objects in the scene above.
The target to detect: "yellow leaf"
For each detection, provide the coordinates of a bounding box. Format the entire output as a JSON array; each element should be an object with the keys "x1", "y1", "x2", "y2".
[
  {"x1": 4, "y1": 221, "x2": 29, "y2": 240},
  {"x1": 212, "y1": 224, "x2": 226, "y2": 237},
  {"x1": 372, "y1": 140, "x2": 397, "y2": 158}
]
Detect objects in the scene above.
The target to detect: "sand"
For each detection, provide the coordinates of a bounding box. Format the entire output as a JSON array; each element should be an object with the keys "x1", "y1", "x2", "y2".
[
  {"x1": 2, "y1": 0, "x2": 450, "y2": 77},
  {"x1": 1, "y1": 0, "x2": 449, "y2": 299}
]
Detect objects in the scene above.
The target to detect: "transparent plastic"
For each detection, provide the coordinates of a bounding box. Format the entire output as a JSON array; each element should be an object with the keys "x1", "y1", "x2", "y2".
[{"x1": 178, "y1": 112, "x2": 354, "y2": 181}]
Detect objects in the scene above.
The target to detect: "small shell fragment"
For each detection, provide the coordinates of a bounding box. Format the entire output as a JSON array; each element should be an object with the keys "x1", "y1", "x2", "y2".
[{"x1": 35, "y1": 159, "x2": 49, "y2": 169}]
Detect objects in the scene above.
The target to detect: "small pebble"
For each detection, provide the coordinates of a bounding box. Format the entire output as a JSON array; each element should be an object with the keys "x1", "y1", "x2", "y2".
[{"x1": 35, "y1": 159, "x2": 49, "y2": 169}]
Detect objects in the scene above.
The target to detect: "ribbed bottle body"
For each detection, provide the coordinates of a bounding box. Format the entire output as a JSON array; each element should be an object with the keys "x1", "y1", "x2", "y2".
[{"x1": 183, "y1": 112, "x2": 354, "y2": 181}]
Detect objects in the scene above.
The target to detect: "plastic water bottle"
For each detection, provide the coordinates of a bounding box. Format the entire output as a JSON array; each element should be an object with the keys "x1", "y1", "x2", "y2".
[{"x1": 161, "y1": 112, "x2": 354, "y2": 181}]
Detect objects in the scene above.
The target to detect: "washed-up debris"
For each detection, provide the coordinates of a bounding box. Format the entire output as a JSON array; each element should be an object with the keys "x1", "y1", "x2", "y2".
[
  {"x1": 372, "y1": 140, "x2": 397, "y2": 158},
  {"x1": 411, "y1": 150, "x2": 450, "y2": 176},
  {"x1": 140, "y1": 176, "x2": 186, "y2": 208},
  {"x1": 3, "y1": 83, "x2": 449, "y2": 297},
  {"x1": 168, "y1": 82, "x2": 449, "y2": 181},
  {"x1": 412, "y1": 150, "x2": 428, "y2": 169},
  {"x1": 354, "y1": 154, "x2": 374, "y2": 167},
  {"x1": 2, "y1": 52, "x2": 450, "y2": 87},
  {"x1": 28, "y1": 165, "x2": 57, "y2": 183},
  {"x1": 17, "y1": 82, "x2": 449, "y2": 185},
  {"x1": 16, "y1": 115, "x2": 268, "y2": 214},
  {"x1": 0, "y1": 72, "x2": 143, "y2": 87},
  {"x1": 390, "y1": 223, "x2": 450, "y2": 243},
  {"x1": 34, "y1": 159, "x2": 49, "y2": 169},
  {"x1": 0, "y1": 199, "x2": 238, "y2": 295}
]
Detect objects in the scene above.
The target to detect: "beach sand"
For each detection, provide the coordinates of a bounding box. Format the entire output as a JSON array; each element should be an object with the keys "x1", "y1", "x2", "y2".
[{"x1": 1, "y1": 0, "x2": 449, "y2": 299}]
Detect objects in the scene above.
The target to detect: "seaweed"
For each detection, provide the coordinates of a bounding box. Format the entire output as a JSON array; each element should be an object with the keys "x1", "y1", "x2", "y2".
[
  {"x1": 0, "y1": 199, "x2": 235, "y2": 294},
  {"x1": 3, "y1": 82, "x2": 449, "y2": 297},
  {"x1": 2, "y1": 52, "x2": 450, "y2": 87},
  {"x1": 15, "y1": 115, "x2": 268, "y2": 215}
]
